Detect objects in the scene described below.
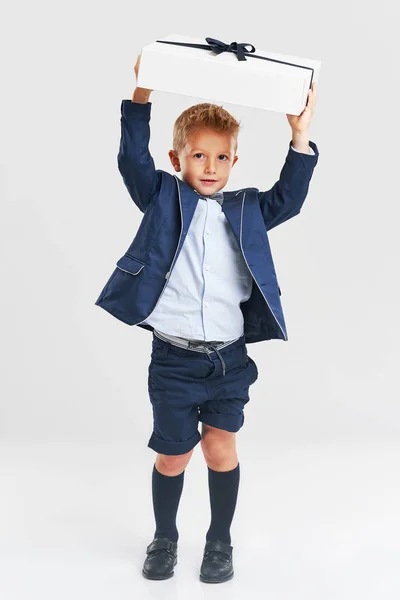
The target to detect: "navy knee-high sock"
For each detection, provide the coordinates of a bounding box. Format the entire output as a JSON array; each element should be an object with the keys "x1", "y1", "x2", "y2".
[
  {"x1": 152, "y1": 464, "x2": 185, "y2": 543},
  {"x1": 206, "y1": 462, "x2": 240, "y2": 545}
]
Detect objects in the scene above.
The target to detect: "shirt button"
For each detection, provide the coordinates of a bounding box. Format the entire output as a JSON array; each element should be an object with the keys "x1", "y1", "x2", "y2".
[
  {"x1": 206, "y1": 230, "x2": 210, "y2": 235},
  {"x1": 205, "y1": 265, "x2": 210, "y2": 271},
  {"x1": 204, "y1": 301, "x2": 209, "y2": 307}
]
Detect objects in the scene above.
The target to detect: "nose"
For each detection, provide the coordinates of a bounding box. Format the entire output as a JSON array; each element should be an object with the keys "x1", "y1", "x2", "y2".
[{"x1": 205, "y1": 161, "x2": 216, "y2": 174}]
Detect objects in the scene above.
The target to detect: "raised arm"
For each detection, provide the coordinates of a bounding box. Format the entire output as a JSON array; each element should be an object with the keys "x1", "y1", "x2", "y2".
[
  {"x1": 117, "y1": 54, "x2": 161, "y2": 212},
  {"x1": 259, "y1": 82, "x2": 319, "y2": 231},
  {"x1": 258, "y1": 139, "x2": 319, "y2": 231}
]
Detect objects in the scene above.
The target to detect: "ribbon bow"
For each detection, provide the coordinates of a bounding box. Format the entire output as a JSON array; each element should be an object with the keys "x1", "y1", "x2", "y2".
[{"x1": 205, "y1": 37, "x2": 256, "y2": 61}]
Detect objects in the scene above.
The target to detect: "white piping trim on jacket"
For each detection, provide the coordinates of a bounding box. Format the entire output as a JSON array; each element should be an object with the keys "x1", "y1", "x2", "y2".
[
  {"x1": 139, "y1": 175, "x2": 185, "y2": 317},
  {"x1": 123, "y1": 175, "x2": 184, "y2": 327},
  {"x1": 116, "y1": 264, "x2": 144, "y2": 275},
  {"x1": 239, "y1": 192, "x2": 287, "y2": 340}
]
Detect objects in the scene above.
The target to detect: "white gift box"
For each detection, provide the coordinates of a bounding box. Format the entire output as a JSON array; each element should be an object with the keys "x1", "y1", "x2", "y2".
[{"x1": 137, "y1": 34, "x2": 321, "y2": 115}]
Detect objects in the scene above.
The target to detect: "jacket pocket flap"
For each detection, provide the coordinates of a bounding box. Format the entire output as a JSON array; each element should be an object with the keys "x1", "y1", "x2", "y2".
[{"x1": 116, "y1": 254, "x2": 145, "y2": 275}]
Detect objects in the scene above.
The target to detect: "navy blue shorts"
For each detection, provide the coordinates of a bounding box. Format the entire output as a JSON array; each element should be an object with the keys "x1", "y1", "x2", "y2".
[{"x1": 147, "y1": 333, "x2": 258, "y2": 455}]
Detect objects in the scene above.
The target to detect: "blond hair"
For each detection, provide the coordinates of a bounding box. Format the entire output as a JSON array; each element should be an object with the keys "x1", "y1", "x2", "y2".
[{"x1": 172, "y1": 103, "x2": 241, "y2": 155}]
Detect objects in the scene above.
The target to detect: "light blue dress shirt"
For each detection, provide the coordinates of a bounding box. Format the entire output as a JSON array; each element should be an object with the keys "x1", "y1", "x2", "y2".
[{"x1": 142, "y1": 144, "x2": 315, "y2": 342}]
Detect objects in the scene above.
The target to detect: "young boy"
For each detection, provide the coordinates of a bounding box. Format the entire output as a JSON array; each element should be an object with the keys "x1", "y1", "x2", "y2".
[{"x1": 95, "y1": 52, "x2": 318, "y2": 583}]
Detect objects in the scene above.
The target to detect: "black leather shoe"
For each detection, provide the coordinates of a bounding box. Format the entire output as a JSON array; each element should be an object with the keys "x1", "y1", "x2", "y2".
[
  {"x1": 199, "y1": 540, "x2": 234, "y2": 583},
  {"x1": 142, "y1": 537, "x2": 178, "y2": 580}
]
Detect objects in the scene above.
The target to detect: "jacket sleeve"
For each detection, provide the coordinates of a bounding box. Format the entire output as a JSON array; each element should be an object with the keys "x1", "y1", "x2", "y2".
[
  {"x1": 117, "y1": 100, "x2": 162, "y2": 213},
  {"x1": 258, "y1": 140, "x2": 319, "y2": 231}
]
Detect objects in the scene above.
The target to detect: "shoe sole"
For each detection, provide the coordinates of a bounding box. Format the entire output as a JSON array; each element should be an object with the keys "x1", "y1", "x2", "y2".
[
  {"x1": 142, "y1": 569, "x2": 175, "y2": 580},
  {"x1": 200, "y1": 571, "x2": 234, "y2": 583}
]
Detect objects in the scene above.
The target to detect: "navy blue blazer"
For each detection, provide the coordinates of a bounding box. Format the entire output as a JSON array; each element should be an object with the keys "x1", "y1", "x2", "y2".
[{"x1": 95, "y1": 100, "x2": 319, "y2": 344}]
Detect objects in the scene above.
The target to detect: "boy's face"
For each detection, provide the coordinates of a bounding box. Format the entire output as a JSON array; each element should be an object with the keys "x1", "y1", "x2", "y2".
[{"x1": 168, "y1": 127, "x2": 238, "y2": 195}]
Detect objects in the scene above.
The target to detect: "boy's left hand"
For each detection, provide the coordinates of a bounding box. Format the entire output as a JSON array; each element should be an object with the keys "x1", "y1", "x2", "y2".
[{"x1": 286, "y1": 82, "x2": 317, "y2": 133}]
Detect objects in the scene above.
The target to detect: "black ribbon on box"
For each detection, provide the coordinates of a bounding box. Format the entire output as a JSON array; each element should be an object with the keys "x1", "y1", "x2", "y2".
[{"x1": 156, "y1": 37, "x2": 314, "y2": 88}]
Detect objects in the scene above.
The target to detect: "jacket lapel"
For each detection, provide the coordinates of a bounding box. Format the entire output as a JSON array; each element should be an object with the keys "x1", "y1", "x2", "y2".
[{"x1": 221, "y1": 190, "x2": 243, "y2": 245}]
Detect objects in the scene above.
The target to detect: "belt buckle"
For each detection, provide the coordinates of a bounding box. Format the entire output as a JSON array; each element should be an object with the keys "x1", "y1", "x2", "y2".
[{"x1": 188, "y1": 340, "x2": 202, "y2": 349}]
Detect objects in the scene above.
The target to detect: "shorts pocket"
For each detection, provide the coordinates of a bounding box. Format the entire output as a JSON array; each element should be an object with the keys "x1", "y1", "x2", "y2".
[
  {"x1": 148, "y1": 363, "x2": 165, "y2": 395},
  {"x1": 246, "y1": 355, "x2": 258, "y2": 385},
  {"x1": 151, "y1": 340, "x2": 168, "y2": 362}
]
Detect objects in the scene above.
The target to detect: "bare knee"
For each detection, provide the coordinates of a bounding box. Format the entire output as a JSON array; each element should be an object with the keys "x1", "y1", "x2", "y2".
[
  {"x1": 155, "y1": 448, "x2": 194, "y2": 476},
  {"x1": 201, "y1": 424, "x2": 238, "y2": 471}
]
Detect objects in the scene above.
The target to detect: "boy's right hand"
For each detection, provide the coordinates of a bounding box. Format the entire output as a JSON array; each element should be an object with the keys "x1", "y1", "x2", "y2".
[{"x1": 134, "y1": 52, "x2": 153, "y2": 93}]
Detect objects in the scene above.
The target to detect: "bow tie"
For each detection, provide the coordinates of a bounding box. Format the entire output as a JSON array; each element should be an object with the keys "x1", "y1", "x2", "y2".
[{"x1": 196, "y1": 190, "x2": 224, "y2": 206}]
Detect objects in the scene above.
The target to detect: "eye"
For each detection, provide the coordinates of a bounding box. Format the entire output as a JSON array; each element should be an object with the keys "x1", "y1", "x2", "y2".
[{"x1": 193, "y1": 153, "x2": 229, "y2": 160}]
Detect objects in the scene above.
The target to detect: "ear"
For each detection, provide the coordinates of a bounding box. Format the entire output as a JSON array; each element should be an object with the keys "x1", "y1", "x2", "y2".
[
  {"x1": 168, "y1": 149, "x2": 181, "y2": 172},
  {"x1": 232, "y1": 155, "x2": 239, "y2": 167}
]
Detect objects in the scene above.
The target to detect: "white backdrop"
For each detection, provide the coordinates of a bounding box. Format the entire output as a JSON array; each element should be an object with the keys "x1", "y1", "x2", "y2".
[{"x1": 1, "y1": 1, "x2": 399, "y2": 598}]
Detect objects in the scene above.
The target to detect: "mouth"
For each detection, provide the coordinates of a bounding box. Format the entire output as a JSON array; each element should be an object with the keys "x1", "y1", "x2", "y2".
[{"x1": 201, "y1": 179, "x2": 217, "y2": 183}]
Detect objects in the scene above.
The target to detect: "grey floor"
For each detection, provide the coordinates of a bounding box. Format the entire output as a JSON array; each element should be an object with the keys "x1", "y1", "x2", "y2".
[{"x1": 1, "y1": 439, "x2": 399, "y2": 599}]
